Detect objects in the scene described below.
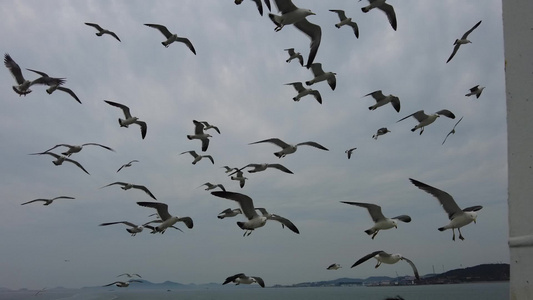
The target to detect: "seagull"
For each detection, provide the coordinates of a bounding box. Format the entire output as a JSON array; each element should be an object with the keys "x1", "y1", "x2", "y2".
[
  {"x1": 21, "y1": 196, "x2": 75, "y2": 206},
  {"x1": 117, "y1": 273, "x2": 142, "y2": 278},
  {"x1": 218, "y1": 208, "x2": 243, "y2": 219},
  {"x1": 329, "y1": 10, "x2": 359, "y2": 38},
  {"x1": 143, "y1": 223, "x2": 183, "y2": 234},
  {"x1": 465, "y1": 85, "x2": 485, "y2": 98},
  {"x1": 409, "y1": 178, "x2": 483, "y2": 241},
  {"x1": 234, "y1": 0, "x2": 271, "y2": 16},
  {"x1": 4, "y1": 53, "x2": 33, "y2": 96},
  {"x1": 212, "y1": 191, "x2": 295, "y2": 236},
  {"x1": 269, "y1": 0, "x2": 321, "y2": 68},
  {"x1": 25, "y1": 69, "x2": 65, "y2": 88},
  {"x1": 364, "y1": 90, "x2": 400, "y2": 112},
  {"x1": 249, "y1": 138, "x2": 328, "y2": 158},
  {"x1": 345, "y1": 147, "x2": 357, "y2": 159},
  {"x1": 351, "y1": 250, "x2": 420, "y2": 280},
  {"x1": 442, "y1": 116, "x2": 464, "y2": 145},
  {"x1": 144, "y1": 23, "x2": 196, "y2": 54},
  {"x1": 327, "y1": 263, "x2": 341, "y2": 270},
  {"x1": 361, "y1": 0, "x2": 397, "y2": 31},
  {"x1": 284, "y1": 48, "x2": 304, "y2": 66},
  {"x1": 104, "y1": 100, "x2": 147, "y2": 139},
  {"x1": 29, "y1": 151, "x2": 90, "y2": 175},
  {"x1": 45, "y1": 85, "x2": 81, "y2": 104},
  {"x1": 199, "y1": 182, "x2": 226, "y2": 192},
  {"x1": 84, "y1": 23, "x2": 121, "y2": 42},
  {"x1": 223, "y1": 273, "x2": 265, "y2": 288},
  {"x1": 372, "y1": 127, "x2": 390, "y2": 140},
  {"x1": 446, "y1": 20, "x2": 482, "y2": 63},
  {"x1": 340, "y1": 201, "x2": 411, "y2": 239},
  {"x1": 103, "y1": 280, "x2": 142, "y2": 288},
  {"x1": 222, "y1": 166, "x2": 238, "y2": 173},
  {"x1": 255, "y1": 207, "x2": 300, "y2": 234},
  {"x1": 42, "y1": 143, "x2": 114, "y2": 157},
  {"x1": 285, "y1": 82, "x2": 322, "y2": 104},
  {"x1": 230, "y1": 170, "x2": 248, "y2": 188},
  {"x1": 397, "y1": 109, "x2": 456, "y2": 135},
  {"x1": 137, "y1": 202, "x2": 193, "y2": 233},
  {"x1": 99, "y1": 221, "x2": 144, "y2": 236},
  {"x1": 187, "y1": 120, "x2": 212, "y2": 152},
  {"x1": 199, "y1": 121, "x2": 221, "y2": 134},
  {"x1": 305, "y1": 63, "x2": 336, "y2": 91},
  {"x1": 230, "y1": 163, "x2": 293, "y2": 175},
  {"x1": 101, "y1": 182, "x2": 157, "y2": 200},
  {"x1": 117, "y1": 160, "x2": 139, "y2": 173},
  {"x1": 180, "y1": 150, "x2": 214, "y2": 165}
]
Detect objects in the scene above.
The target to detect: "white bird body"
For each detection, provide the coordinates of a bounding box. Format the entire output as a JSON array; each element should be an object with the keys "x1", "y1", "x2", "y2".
[
  {"x1": 180, "y1": 150, "x2": 214, "y2": 165},
  {"x1": 285, "y1": 82, "x2": 322, "y2": 104},
  {"x1": 144, "y1": 24, "x2": 196, "y2": 54},
  {"x1": 365, "y1": 90, "x2": 400, "y2": 112},
  {"x1": 187, "y1": 120, "x2": 212, "y2": 152},
  {"x1": 230, "y1": 170, "x2": 248, "y2": 188},
  {"x1": 137, "y1": 202, "x2": 193, "y2": 234},
  {"x1": 351, "y1": 250, "x2": 420, "y2": 280},
  {"x1": 284, "y1": 48, "x2": 304, "y2": 66},
  {"x1": 104, "y1": 100, "x2": 147, "y2": 139},
  {"x1": 305, "y1": 63, "x2": 336, "y2": 91},
  {"x1": 397, "y1": 109, "x2": 455, "y2": 135},
  {"x1": 329, "y1": 10, "x2": 359, "y2": 38}
]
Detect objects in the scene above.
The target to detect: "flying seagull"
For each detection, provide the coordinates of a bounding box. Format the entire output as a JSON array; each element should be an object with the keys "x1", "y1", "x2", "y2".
[
  {"x1": 327, "y1": 263, "x2": 341, "y2": 270},
  {"x1": 230, "y1": 170, "x2": 248, "y2": 188},
  {"x1": 446, "y1": 20, "x2": 482, "y2": 63},
  {"x1": 409, "y1": 178, "x2": 482, "y2": 241},
  {"x1": 223, "y1": 273, "x2": 265, "y2": 288},
  {"x1": 230, "y1": 163, "x2": 293, "y2": 175},
  {"x1": 249, "y1": 138, "x2": 328, "y2": 158},
  {"x1": 42, "y1": 143, "x2": 114, "y2": 157},
  {"x1": 361, "y1": 0, "x2": 397, "y2": 31},
  {"x1": 285, "y1": 82, "x2": 322, "y2": 104},
  {"x1": 465, "y1": 85, "x2": 485, "y2": 98},
  {"x1": 199, "y1": 182, "x2": 226, "y2": 192},
  {"x1": 180, "y1": 150, "x2": 214, "y2": 165},
  {"x1": 29, "y1": 151, "x2": 90, "y2": 175},
  {"x1": 187, "y1": 120, "x2": 212, "y2": 152},
  {"x1": 218, "y1": 208, "x2": 243, "y2": 219},
  {"x1": 341, "y1": 201, "x2": 411, "y2": 239},
  {"x1": 103, "y1": 280, "x2": 142, "y2": 288},
  {"x1": 222, "y1": 166, "x2": 238, "y2": 173},
  {"x1": 255, "y1": 207, "x2": 300, "y2": 234},
  {"x1": 101, "y1": 182, "x2": 157, "y2": 200},
  {"x1": 372, "y1": 127, "x2": 390, "y2": 140},
  {"x1": 21, "y1": 196, "x2": 75, "y2": 206},
  {"x1": 364, "y1": 90, "x2": 400, "y2": 112},
  {"x1": 397, "y1": 109, "x2": 455, "y2": 135},
  {"x1": 234, "y1": 0, "x2": 271, "y2": 16},
  {"x1": 442, "y1": 116, "x2": 464, "y2": 145},
  {"x1": 211, "y1": 191, "x2": 298, "y2": 236},
  {"x1": 345, "y1": 147, "x2": 357, "y2": 159},
  {"x1": 329, "y1": 10, "x2": 359, "y2": 38},
  {"x1": 351, "y1": 250, "x2": 420, "y2": 280},
  {"x1": 99, "y1": 221, "x2": 144, "y2": 236},
  {"x1": 116, "y1": 160, "x2": 139, "y2": 173},
  {"x1": 284, "y1": 48, "x2": 304, "y2": 66},
  {"x1": 137, "y1": 202, "x2": 194, "y2": 233},
  {"x1": 144, "y1": 23, "x2": 196, "y2": 54},
  {"x1": 4, "y1": 54, "x2": 33, "y2": 96},
  {"x1": 104, "y1": 100, "x2": 147, "y2": 139},
  {"x1": 25, "y1": 69, "x2": 65, "y2": 88},
  {"x1": 269, "y1": 0, "x2": 321, "y2": 68},
  {"x1": 117, "y1": 273, "x2": 142, "y2": 278},
  {"x1": 84, "y1": 23, "x2": 121, "y2": 42},
  {"x1": 45, "y1": 85, "x2": 81, "y2": 104},
  {"x1": 305, "y1": 63, "x2": 336, "y2": 91},
  {"x1": 199, "y1": 121, "x2": 221, "y2": 134}
]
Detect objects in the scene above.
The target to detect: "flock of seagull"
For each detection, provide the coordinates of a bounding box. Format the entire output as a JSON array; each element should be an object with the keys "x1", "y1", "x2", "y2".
[{"x1": 5, "y1": 0, "x2": 489, "y2": 292}]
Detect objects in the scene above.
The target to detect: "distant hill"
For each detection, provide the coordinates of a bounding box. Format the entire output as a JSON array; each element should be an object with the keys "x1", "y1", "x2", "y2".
[{"x1": 423, "y1": 263, "x2": 509, "y2": 284}]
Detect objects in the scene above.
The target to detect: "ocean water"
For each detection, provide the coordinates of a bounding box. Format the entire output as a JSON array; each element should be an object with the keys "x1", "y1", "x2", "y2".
[{"x1": 1, "y1": 282, "x2": 509, "y2": 300}]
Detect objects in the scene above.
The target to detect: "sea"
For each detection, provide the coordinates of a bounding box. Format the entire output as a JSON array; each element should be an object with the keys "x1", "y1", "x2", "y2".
[{"x1": 0, "y1": 282, "x2": 509, "y2": 300}]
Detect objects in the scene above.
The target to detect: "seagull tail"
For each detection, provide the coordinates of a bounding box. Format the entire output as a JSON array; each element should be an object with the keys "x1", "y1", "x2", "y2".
[
  {"x1": 438, "y1": 227, "x2": 446, "y2": 231},
  {"x1": 237, "y1": 222, "x2": 246, "y2": 229},
  {"x1": 186, "y1": 135, "x2": 193, "y2": 140},
  {"x1": 364, "y1": 229, "x2": 375, "y2": 235},
  {"x1": 361, "y1": 6, "x2": 370, "y2": 13},
  {"x1": 410, "y1": 127, "x2": 416, "y2": 132},
  {"x1": 268, "y1": 14, "x2": 282, "y2": 27}
]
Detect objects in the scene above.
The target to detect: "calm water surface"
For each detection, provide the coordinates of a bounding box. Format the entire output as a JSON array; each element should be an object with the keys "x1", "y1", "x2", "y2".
[{"x1": 0, "y1": 282, "x2": 509, "y2": 300}]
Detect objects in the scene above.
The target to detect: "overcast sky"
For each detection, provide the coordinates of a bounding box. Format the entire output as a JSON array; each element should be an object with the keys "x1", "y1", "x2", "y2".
[{"x1": 0, "y1": 0, "x2": 507, "y2": 290}]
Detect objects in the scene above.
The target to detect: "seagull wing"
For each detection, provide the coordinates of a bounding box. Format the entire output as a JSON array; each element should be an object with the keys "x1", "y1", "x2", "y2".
[
  {"x1": 134, "y1": 120, "x2": 147, "y2": 139},
  {"x1": 180, "y1": 150, "x2": 198, "y2": 158},
  {"x1": 463, "y1": 205, "x2": 483, "y2": 212},
  {"x1": 223, "y1": 273, "x2": 244, "y2": 285},
  {"x1": 193, "y1": 120, "x2": 205, "y2": 134},
  {"x1": 436, "y1": 109, "x2": 456, "y2": 119},
  {"x1": 211, "y1": 191, "x2": 258, "y2": 220},
  {"x1": 267, "y1": 163, "x2": 293, "y2": 174},
  {"x1": 64, "y1": 157, "x2": 90, "y2": 175},
  {"x1": 330, "y1": 10, "x2": 347, "y2": 21},
  {"x1": 177, "y1": 216, "x2": 194, "y2": 229},
  {"x1": 272, "y1": 0, "x2": 297, "y2": 13},
  {"x1": 100, "y1": 221, "x2": 138, "y2": 227},
  {"x1": 390, "y1": 96, "x2": 401, "y2": 112},
  {"x1": 204, "y1": 155, "x2": 215, "y2": 164},
  {"x1": 251, "y1": 276, "x2": 265, "y2": 287},
  {"x1": 132, "y1": 184, "x2": 157, "y2": 200},
  {"x1": 351, "y1": 250, "x2": 384, "y2": 268},
  {"x1": 104, "y1": 100, "x2": 132, "y2": 118},
  {"x1": 446, "y1": 43, "x2": 461, "y2": 63},
  {"x1": 201, "y1": 139, "x2": 210, "y2": 152},
  {"x1": 377, "y1": 3, "x2": 397, "y2": 31},
  {"x1": 296, "y1": 141, "x2": 329, "y2": 151},
  {"x1": 52, "y1": 196, "x2": 75, "y2": 200},
  {"x1": 107, "y1": 31, "x2": 121, "y2": 42},
  {"x1": 391, "y1": 215, "x2": 412, "y2": 223},
  {"x1": 310, "y1": 89, "x2": 322, "y2": 104},
  {"x1": 269, "y1": 214, "x2": 300, "y2": 234},
  {"x1": 249, "y1": 138, "x2": 290, "y2": 149},
  {"x1": 251, "y1": 0, "x2": 264, "y2": 15},
  {"x1": 144, "y1": 23, "x2": 173, "y2": 39},
  {"x1": 401, "y1": 257, "x2": 420, "y2": 280},
  {"x1": 409, "y1": 178, "x2": 462, "y2": 220},
  {"x1": 137, "y1": 202, "x2": 171, "y2": 220},
  {"x1": 397, "y1": 110, "x2": 426, "y2": 123},
  {"x1": 82, "y1": 143, "x2": 115, "y2": 152},
  {"x1": 84, "y1": 22, "x2": 104, "y2": 31},
  {"x1": 294, "y1": 19, "x2": 321, "y2": 69},
  {"x1": 100, "y1": 181, "x2": 128, "y2": 188},
  {"x1": 4, "y1": 54, "x2": 26, "y2": 84},
  {"x1": 365, "y1": 90, "x2": 385, "y2": 102},
  {"x1": 461, "y1": 20, "x2": 482, "y2": 39},
  {"x1": 55, "y1": 87, "x2": 81, "y2": 104},
  {"x1": 25, "y1": 68, "x2": 49, "y2": 78},
  {"x1": 309, "y1": 63, "x2": 325, "y2": 77},
  {"x1": 176, "y1": 37, "x2": 196, "y2": 55},
  {"x1": 286, "y1": 82, "x2": 305, "y2": 93},
  {"x1": 341, "y1": 201, "x2": 386, "y2": 222},
  {"x1": 21, "y1": 199, "x2": 47, "y2": 205}
]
